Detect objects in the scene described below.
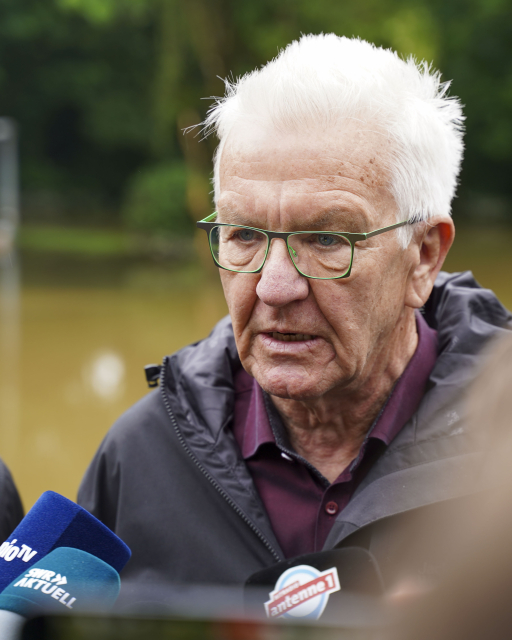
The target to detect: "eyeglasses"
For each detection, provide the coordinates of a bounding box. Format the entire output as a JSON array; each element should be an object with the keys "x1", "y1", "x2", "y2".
[{"x1": 197, "y1": 212, "x2": 413, "y2": 280}]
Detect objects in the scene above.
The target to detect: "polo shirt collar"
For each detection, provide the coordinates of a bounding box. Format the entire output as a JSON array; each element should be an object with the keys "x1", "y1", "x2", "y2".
[{"x1": 238, "y1": 310, "x2": 438, "y2": 459}]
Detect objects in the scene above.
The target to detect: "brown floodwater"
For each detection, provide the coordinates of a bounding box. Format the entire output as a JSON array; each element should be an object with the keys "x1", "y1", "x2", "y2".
[{"x1": 1, "y1": 225, "x2": 511, "y2": 511}]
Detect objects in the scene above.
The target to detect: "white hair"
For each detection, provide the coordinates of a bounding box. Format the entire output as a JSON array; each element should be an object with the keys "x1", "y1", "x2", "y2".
[{"x1": 203, "y1": 34, "x2": 465, "y2": 247}]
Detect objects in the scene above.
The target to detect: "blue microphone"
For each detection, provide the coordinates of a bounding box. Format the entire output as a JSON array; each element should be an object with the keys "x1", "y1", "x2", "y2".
[
  {"x1": 0, "y1": 491, "x2": 130, "y2": 593},
  {"x1": 0, "y1": 547, "x2": 120, "y2": 615},
  {"x1": 0, "y1": 547, "x2": 121, "y2": 639}
]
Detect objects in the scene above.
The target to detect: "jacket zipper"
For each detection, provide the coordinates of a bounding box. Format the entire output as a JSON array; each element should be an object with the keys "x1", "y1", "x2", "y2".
[{"x1": 159, "y1": 357, "x2": 282, "y2": 562}]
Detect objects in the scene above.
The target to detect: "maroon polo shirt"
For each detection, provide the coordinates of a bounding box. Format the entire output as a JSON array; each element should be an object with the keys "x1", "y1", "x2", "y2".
[{"x1": 231, "y1": 312, "x2": 438, "y2": 559}]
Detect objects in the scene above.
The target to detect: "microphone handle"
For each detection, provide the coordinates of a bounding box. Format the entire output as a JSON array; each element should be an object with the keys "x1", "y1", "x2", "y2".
[{"x1": 0, "y1": 609, "x2": 24, "y2": 640}]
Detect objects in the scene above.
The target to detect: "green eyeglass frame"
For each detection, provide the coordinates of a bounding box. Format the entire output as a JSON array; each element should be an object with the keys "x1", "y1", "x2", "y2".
[{"x1": 196, "y1": 212, "x2": 413, "y2": 280}]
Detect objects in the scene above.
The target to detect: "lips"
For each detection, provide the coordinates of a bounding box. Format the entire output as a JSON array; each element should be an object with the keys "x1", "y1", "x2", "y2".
[{"x1": 270, "y1": 332, "x2": 316, "y2": 342}]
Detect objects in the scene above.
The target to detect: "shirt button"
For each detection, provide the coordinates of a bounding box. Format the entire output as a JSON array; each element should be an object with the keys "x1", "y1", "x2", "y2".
[{"x1": 325, "y1": 501, "x2": 338, "y2": 516}]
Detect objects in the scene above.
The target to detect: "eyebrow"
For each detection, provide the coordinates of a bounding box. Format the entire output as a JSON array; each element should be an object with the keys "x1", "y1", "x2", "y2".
[
  {"x1": 216, "y1": 207, "x2": 367, "y2": 232},
  {"x1": 216, "y1": 208, "x2": 255, "y2": 226},
  {"x1": 301, "y1": 209, "x2": 357, "y2": 229}
]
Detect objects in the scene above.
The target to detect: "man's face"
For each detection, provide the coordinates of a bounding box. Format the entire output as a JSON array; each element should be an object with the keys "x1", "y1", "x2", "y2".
[{"x1": 217, "y1": 122, "x2": 419, "y2": 401}]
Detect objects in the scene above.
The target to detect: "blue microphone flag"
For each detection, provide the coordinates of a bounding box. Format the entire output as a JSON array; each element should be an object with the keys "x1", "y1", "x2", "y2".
[
  {"x1": 0, "y1": 547, "x2": 120, "y2": 616},
  {"x1": 0, "y1": 491, "x2": 130, "y2": 593}
]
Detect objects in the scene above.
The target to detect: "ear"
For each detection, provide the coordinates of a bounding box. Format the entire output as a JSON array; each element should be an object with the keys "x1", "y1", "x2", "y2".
[{"x1": 405, "y1": 219, "x2": 455, "y2": 309}]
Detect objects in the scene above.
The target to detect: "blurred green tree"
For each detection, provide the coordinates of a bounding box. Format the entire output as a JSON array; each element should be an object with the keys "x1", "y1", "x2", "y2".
[
  {"x1": 0, "y1": 0, "x2": 510, "y2": 231},
  {"x1": 122, "y1": 161, "x2": 192, "y2": 236}
]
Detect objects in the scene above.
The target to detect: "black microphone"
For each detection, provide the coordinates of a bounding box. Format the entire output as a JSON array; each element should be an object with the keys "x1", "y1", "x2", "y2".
[{"x1": 245, "y1": 547, "x2": 385, "y2": 625}]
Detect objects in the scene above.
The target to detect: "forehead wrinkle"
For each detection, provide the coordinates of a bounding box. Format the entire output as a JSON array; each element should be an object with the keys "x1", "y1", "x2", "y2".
[
  {"x1": 222, "y1": 173, "x2": 377, "y2": 192},
  {"x1": 224, "y1": 172, "x2": 323, "y2": 184},
  {"x1": 217, "y1": 202, "x2": 367, "y2": 232},
  {"x1": 224, "y1": 158, "x2": 389, "y2": 189}
]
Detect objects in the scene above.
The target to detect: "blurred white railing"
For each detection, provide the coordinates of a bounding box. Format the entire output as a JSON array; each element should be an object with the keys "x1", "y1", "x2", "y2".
[
  {"x1": 0, "y1": 117, "x2": 20, "y2": 459},
  {"x1": 0, "y1": 118, "x2": 19, "y2": 254}
]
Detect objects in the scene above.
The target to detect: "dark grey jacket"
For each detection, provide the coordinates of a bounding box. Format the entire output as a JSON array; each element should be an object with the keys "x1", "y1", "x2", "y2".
[{"x1": 78, "y1": 272, "x2": 511, "y2": 589}]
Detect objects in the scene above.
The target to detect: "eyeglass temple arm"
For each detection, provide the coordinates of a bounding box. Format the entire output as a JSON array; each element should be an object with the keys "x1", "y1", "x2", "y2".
[
  {"x1": 200, "y1": 212, "x2": 218, "y2": 223},
  {"x1": 364, "y1": 219, "x2": 412, "y2": 239}
]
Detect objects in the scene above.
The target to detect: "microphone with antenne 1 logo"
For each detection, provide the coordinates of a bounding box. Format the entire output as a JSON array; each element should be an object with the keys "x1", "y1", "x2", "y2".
[
  {"x1": 0, "y1": 491, "x2": 130, "y2": 594},
  {"x1": 0, "y1": 546, "x2": 122, "y2": 639},
  {"x1": 245, "y1": 547, "x2": 385, "y2": 626}
]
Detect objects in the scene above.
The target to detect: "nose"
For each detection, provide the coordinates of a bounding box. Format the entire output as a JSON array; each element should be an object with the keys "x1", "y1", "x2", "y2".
[{"x1": 256, "y1": 239, "x2": 309, "y2": 306}]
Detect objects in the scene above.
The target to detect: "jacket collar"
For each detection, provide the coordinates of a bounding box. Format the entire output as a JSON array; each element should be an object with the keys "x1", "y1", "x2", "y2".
[{"x1": 163, "y1": 271, "x2": 511, "y2": 550}]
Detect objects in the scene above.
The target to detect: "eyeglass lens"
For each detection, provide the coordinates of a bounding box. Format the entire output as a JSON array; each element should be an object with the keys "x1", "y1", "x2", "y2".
[{"x1": 210, "y1": 225, "x2": 353, "y2": 278}]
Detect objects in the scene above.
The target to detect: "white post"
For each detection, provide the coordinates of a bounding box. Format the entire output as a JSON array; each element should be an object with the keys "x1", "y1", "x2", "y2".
[{"x1": 0, "y1": 118, "x2": 20, "y2": 461}]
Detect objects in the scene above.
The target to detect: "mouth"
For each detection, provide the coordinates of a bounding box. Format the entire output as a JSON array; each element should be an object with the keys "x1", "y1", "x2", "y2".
[{"x1": 269, "y1": 332, "x2": 316, "y2": 342}]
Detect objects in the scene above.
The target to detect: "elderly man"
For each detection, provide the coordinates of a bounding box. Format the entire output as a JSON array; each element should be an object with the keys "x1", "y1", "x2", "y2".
[{"x1": 79, "y1": 35, "x2": 511, "y2": 592}]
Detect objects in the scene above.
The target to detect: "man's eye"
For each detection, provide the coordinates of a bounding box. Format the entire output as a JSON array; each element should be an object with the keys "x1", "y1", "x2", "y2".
[
  {"x1": 237, "y1": 229, "x2": 255, "y2": 241},
  {"x1": 316, "y1": 234, "x2": 336, "y2": 246}
]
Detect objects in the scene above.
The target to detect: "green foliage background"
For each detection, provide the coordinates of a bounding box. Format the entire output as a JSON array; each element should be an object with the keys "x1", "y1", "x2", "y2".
[{"x1": 1, "y1": 0, "x2": 511, "y2": 232}]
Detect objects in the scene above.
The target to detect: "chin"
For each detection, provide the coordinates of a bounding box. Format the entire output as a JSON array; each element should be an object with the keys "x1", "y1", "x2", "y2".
[{"x1": 253, "y1": 366, "x2": 331, "y2": 401}]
